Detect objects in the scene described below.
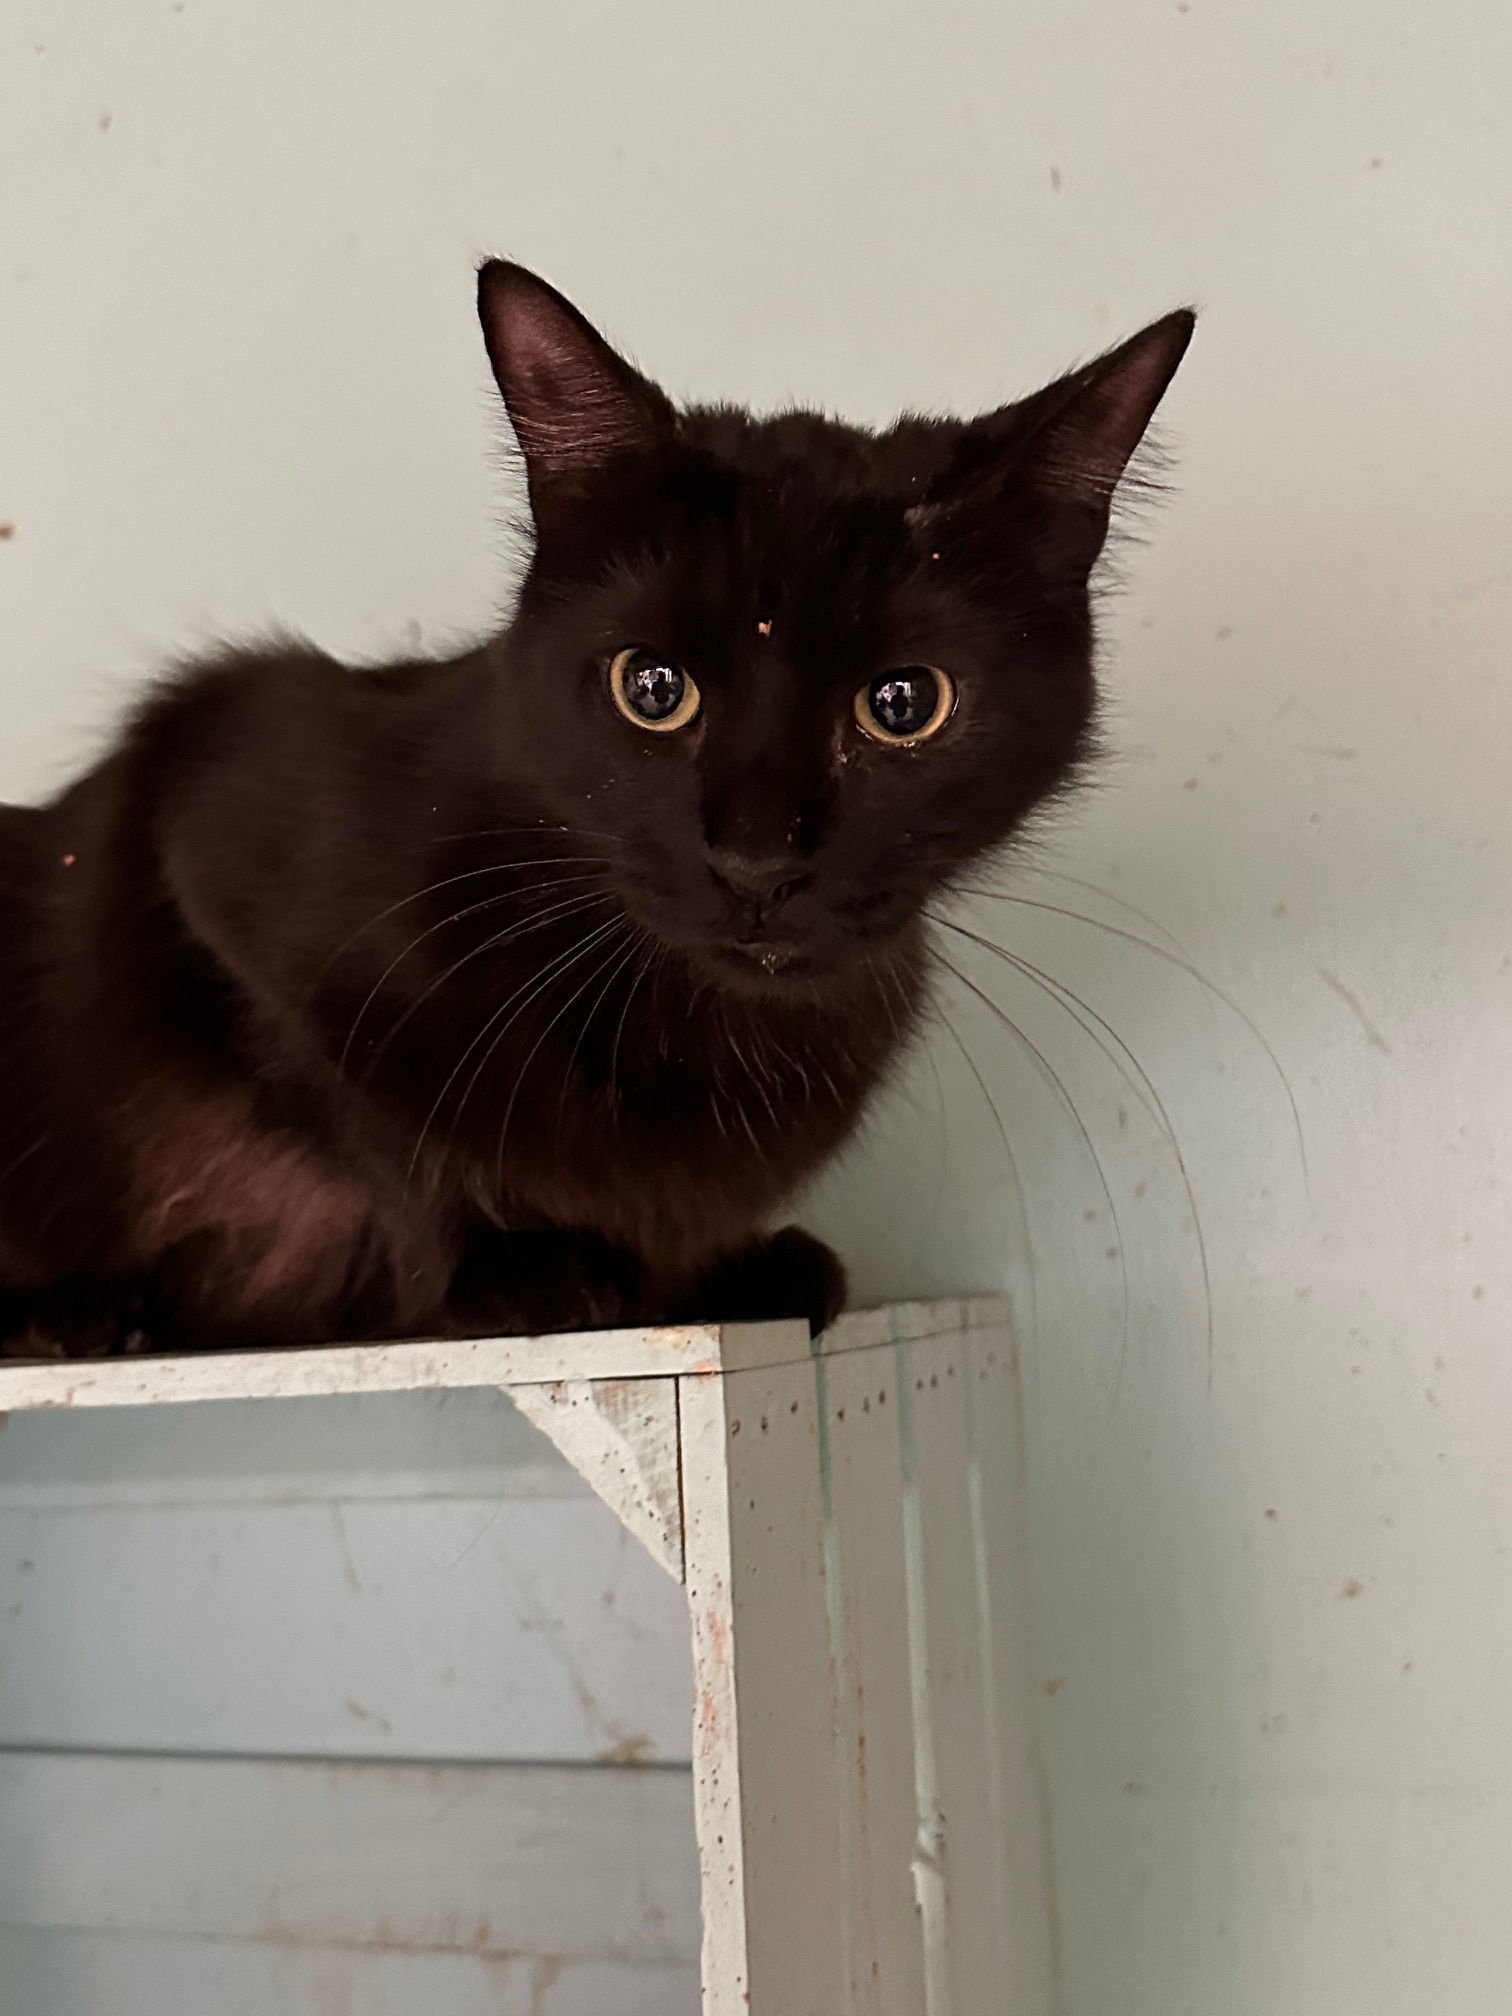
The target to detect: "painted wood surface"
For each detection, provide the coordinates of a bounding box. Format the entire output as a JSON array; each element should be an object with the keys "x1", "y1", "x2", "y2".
[
  {"x1": 0, "y1": 1301, "x2": 1003, "y2": 1415},
  {"x1": 0, "y1": 1389, "x2": 693, "y2": 1763},
  {"x1": 0, "y1": 1930, "x2": 696, "y2": 2016},
  {"x1": 0, "y1": 1752, "x2": 700, "y2": 2012},
  {"x1": 678, "y1": 1306, "x2": 1052, "y2": 2016},
  {"x1": 0, "y1": 1298, "x2": 1046, "y2": 2016},
  {"x1": 510, "y1": 1375, "x2": 684, "y2": 1580}
]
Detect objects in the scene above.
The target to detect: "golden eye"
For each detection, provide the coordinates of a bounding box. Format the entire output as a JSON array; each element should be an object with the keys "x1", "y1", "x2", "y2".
[
  {"x1": 609, "y1": 648, "x2": 702, "y2": 733},
  {"x1": 853, "y1": 666, "x2": 956, "y2": 745}
]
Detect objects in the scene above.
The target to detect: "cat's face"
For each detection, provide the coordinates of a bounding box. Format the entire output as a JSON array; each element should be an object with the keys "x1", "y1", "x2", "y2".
[{"x1": 477, "y1": 265, "x2": 1193, "y2": 995}]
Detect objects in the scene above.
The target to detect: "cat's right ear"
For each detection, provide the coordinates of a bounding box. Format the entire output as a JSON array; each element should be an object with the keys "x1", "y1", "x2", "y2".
[{"x1": 477, "y1": 262, "x2": 675, "y2": 510}]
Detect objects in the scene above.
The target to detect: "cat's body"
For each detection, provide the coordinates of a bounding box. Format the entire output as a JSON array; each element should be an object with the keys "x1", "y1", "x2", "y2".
[{"x1": 0, "y1": 266, "x2": 1192, "y2": 1355}]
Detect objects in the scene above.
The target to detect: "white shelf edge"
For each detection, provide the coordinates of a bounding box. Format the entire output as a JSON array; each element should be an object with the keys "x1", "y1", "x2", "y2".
[{"x1": 0, "y1": 1297, "x2": 1011, "y2": 1415}]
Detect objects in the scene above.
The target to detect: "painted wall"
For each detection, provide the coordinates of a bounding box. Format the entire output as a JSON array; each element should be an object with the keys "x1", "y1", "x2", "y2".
[{"x1": 2, "y1": 3, "x2": 1510, "y2": 2011}]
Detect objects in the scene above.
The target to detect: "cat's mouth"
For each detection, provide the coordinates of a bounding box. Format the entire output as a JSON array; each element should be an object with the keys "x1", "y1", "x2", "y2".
[
  {"x1": 693, "y1": 933, "x2": 828, "y2": 996},
  {"x1": 731, "y1": 939, "x2": 805, "y2": 975}
]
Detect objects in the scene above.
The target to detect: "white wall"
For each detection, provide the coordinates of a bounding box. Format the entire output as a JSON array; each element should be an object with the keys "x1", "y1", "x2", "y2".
[{"x1": 2, "y1": 3, "x2": 1510, "y2": 2012}]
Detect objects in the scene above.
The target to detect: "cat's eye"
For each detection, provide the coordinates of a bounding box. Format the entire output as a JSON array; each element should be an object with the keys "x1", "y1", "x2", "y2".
[
  {"x1": 609, "y1": 648, "x2": 702, "y2": 733},
  {"x1": 854, "y1": 666, "x2": 956, "y2": 746}
]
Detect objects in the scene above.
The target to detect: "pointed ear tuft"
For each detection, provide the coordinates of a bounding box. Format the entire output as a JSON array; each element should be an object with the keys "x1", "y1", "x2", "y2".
[
  {"x1": 1027, "y1": 309, "x2": 1196, "y2": 565},
  {"x1": 476, "y1": 261, "x2": 674, "y2": 498}
]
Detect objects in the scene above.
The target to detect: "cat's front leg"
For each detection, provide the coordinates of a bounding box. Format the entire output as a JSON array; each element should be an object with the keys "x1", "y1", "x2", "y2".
[{"x1": 675, "y1": 1226, "x2": 848, "y2": 1339}]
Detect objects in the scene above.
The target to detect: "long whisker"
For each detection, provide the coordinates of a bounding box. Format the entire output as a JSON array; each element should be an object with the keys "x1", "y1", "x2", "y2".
[
  {"x1": 339, "y1": 873, "x2": 608, "y2": 1075},
  {"x1": 404, "y1": 910, "x2": 625, "y2": 1174},
  {"x1": 991, "y1": 863, "x2": 1192, "y2": 953},
  {"x1": 932, "y1": 916, "x2": 1172, "y2": 1144},
  {"x1": 454, "y1": 918, "x2": 633, "y2": 1178},
  {"x1": 315, "y1": 855, "x2": 611, "y2": 993},
  {"x1": 954, "y1": 889, "x2": 1307, "y2": 1182},
  {"x1": 606, "y1": 943, "x2": 657, "y2": 1112},
  {"x1": 934, "y1": 915, "x2": 1213, "y2": 1394},
  {"x1": 934, "y1": 1003, "x2": 1040, "y2": 1373},
  {"x1": 932, "y1": 946, "x2": 1130, "y2": 1381},
  {"x1": 360, "y1": 890, "x2": 617, "y2": 1089},
  {"x1": 494, "y1": 926, "x2": 643, "y2": 1179},
  {"x1": 554, "y1": 931, "x2": 646, "y2": 1122}
]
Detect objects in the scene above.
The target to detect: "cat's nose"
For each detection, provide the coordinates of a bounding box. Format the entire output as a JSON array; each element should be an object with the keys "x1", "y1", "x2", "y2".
[{"x1": 707, "y1": 847, "x2": 812, "y2": 914}]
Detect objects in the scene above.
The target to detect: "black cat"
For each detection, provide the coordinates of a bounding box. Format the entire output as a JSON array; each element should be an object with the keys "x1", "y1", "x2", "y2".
[{"x1": 0, "y1": 262, "x2": 1192, "y2": 1355}]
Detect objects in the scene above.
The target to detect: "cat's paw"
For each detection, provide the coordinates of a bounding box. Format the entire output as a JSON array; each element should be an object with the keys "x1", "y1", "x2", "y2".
[
  {"x1": 0, "y1": 1277, "x2": 160, "y2": 1360},
  {"x1": 682, "y1": 1226, "x2": 848, "y2": 1339}
]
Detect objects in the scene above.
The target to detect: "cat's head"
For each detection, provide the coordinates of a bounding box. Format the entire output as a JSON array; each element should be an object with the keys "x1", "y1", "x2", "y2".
[{"x1": 475, "y1": 262, "x2": 1193, "y2": 996}]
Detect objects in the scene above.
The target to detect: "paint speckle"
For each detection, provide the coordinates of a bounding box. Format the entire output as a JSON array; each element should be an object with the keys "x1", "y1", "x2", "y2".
[
  {"x1": 1183, "y1": 776, "x2": 1200, "y2": 791},
  {"x1": 1271, "y1": 901, "x2": 1287, "y2": 918},
  {"x1": 1369, "y1": 155, "x2": 1384, "y2": 169},
  {"x1": 99, "y1": 111, "x2": 112, "y2": 132},
  {"x1": 0, "y1": 523, "x2": 14, "y2": 541},
  {"x1": 1264, "y1": 1508, "x2": 1278, "y2": 1521},
  {"x1": 344, "y1": 1696, "x2": 393, "y2": 1731},
  {"x1": 1043, "y1": 1675, "x2": 1067, "y2": 1697},
  {"x1": 1341, "y1": 1578, "x2": 1365, "y2": 1601},
  {"x1": 1473, "y1": 1285, "x2": 1485, "y2": 1300},
  {"x1": 1049, "y1": 164, "x2": 1063, "y2": 192},
  {"x1": 1215, "y1": 624, "x2": 1233, "y2": 640}
]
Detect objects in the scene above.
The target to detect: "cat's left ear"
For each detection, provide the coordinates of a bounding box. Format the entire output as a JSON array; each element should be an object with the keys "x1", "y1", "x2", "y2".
[
  {"x1": 924, "y1": 310, "x2": 1196, "y2": 576},
  {"x1": 477, "y1": 261, "x2": 675, "y2": 510},
  {"x1": 1017, "y1": 309, "x2": 1196, "y2": 571}
]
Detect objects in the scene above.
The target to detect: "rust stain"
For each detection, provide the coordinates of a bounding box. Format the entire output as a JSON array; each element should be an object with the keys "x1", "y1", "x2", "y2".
[
  {"x1": 0, "y1": 523, "x2": 14, "y2": 541},
  {"x1": 598, "y1": 1732, "x2": 654, "y2": 1766},
  {"x1": 1341, "y1": 1578, "x2": 1365, "y2": 1600},
  {"x1": 528, "y1": 1955, "x2": 565, "y2": 2014},
  {"x1": 252, "y1": 1918, "x2": 534, "y2": 1962},
  {"x1": 1042, "y1": 1675, "x2": 1067, "y2": 1698}
]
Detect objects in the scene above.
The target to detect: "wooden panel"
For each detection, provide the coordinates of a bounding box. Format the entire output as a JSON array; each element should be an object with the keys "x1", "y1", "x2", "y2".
[
  {"x1": 817, "y1": 1298, "x2": 1007, "y2": 1358},
  {"x1": 681, "y1": 1359, "x2": 848, "y2": 2016},
  {"x1": 0, "y1": 1386, "x2": 583, "y2": 1510},
  {"x1": 963, "y1": 1315, "x2": 1055, "y2": 2013},
  {"x1": 0, "y1": 1493, "x2": 692, "y2": 1761},
  {"x1": 818, "y1": 1344, "x2": 927, "y2": 2014},
  {"x1": 899, "y1": 1328, "x2": 1023, "y2": 2016},
  {"x1": 0, "y1": 1751, "x2": 698, "y2": 1963},
  {"x1": 510, "y1": 1375, "x2": 683, "y2": 1580},
  {"x1": 0, "y1": 1325, "x2": 726, "y2": 1412},
  {"x1": 0, "y1": 1929, "x2": 696, "y2": 2016}
]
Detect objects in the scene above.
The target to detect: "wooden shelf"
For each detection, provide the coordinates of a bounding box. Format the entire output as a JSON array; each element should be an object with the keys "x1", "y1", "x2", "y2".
[
  {"x1": 0, "y1": 1297, "x2": 1001, "y2": 1414},
  {"x1": 0, "y1": 1294, "x2": 1050, "y2": 2015}
]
